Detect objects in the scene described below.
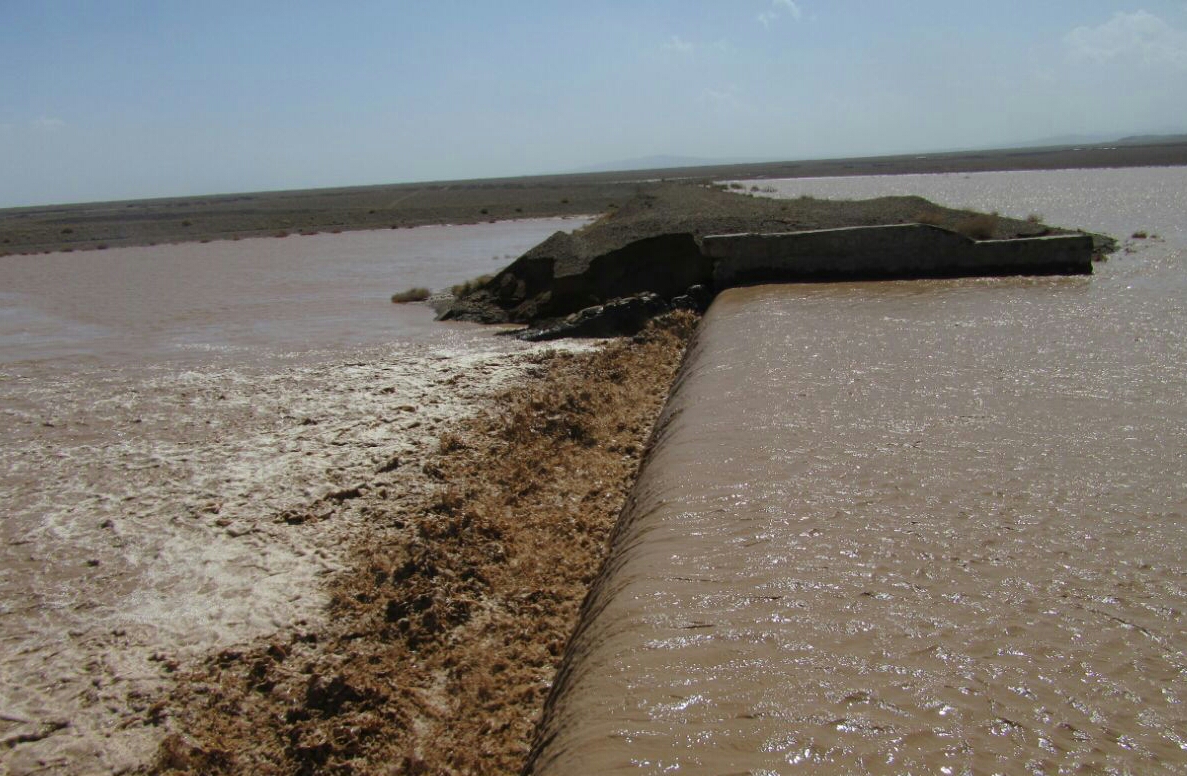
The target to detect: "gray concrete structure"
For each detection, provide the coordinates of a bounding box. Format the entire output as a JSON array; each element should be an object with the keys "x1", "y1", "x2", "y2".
[{"x1": 703, "y1": 224, "x2": 1094, "y2": 287}]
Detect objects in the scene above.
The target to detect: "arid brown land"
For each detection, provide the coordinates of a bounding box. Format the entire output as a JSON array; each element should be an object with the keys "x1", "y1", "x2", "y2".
[{"x1": 2, "y1": 138, "x2": 1184, "y2": 256}]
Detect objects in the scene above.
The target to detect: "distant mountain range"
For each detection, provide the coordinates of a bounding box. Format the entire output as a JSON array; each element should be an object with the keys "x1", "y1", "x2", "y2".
[
  {"x1": 998, "y1": 132, "x2": 1187, "y2": 148},
  {"x1": 1112, "y1": 133, "x2": 1187, "y2": 146},
  {"x1": 569, "y1": 154, "x2": 771, "y2": 174},
  {"x1": 574, "y1": 134, "x2": 1187, "y2": 176}
]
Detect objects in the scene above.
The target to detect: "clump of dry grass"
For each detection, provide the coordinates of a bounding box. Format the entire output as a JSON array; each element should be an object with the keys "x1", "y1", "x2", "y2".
[
  {"x1": 913, "y1": 209, "x2": 946, "y2": 227},
  {"x1": 148, "y1": 312, "x2": 699, "y2": 776},
  {"x1": 451, "y1": 274, "x2": 493, "y2": 297},
  {"x1": 391, "y1": 287, "x2": 431, "y2": 304},
  {"x1": 955, "y1": 212, "x2": 1000, "y2": 240}
]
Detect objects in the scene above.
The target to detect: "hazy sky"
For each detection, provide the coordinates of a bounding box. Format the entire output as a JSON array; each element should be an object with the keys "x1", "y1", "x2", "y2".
[{"x1": 3, "y1": 1, "x2": 1186, "y2": 207}]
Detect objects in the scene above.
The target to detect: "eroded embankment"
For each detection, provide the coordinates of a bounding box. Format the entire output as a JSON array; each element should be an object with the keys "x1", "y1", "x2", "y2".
[
  {"x1": 147, "y1": 313, "x2": 697, "y2": 776},
  {"x1": 442, "y1": 184, "x2": 1106, "y2": 335}
]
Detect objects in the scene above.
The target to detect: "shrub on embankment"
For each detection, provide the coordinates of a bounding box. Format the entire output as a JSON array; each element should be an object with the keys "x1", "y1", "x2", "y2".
[{"x1": 391, "y1": 287, "x2": 430, "y2": 303}]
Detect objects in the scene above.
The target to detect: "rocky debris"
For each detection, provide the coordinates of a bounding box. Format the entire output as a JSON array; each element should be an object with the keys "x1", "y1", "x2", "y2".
[
  {"x1": 521, "y1": 293, "x2": 671, "y2": 341},
  {"x1": 521, "y1": 285, "x2": 714, "y2": 341},
  {"x1": 670, "y1": 284, "x2": 714, "y2": 312},
  {"x1": 440, "y1": 184, "x2": 1106, "y2": 337}
]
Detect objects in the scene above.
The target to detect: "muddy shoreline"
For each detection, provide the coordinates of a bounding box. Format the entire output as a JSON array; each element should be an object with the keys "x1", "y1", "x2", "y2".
[{"x1": 3, "y1": 140, "x2": 1184, "y2": 255}]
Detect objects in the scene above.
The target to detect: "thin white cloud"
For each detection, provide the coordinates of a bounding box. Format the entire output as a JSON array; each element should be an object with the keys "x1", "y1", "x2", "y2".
[
  {"x1": 773, "y1": 0, "x2": 802, "y2": 20},
  {"x1": 757, "y1": 0, "x2": 802, "y2": 28},
  {"x1": 1065, "y1": 10, "x2": 1187, "y2": 68},
  {"x1": 661, "y1": 34, "x2": 693, "y2": 54},
  {"x1": 30, "y1": 117, "x2": 66, "y2": 131}
]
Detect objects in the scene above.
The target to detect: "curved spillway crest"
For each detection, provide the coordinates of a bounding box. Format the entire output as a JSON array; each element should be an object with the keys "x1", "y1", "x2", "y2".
[{"x1": 528, "y1": 277, "x2": 1187, "y2": 774}]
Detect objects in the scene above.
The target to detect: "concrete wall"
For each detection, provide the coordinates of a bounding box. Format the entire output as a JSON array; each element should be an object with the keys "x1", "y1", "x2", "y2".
[{"x1": 703, "y1": 224, "x2": 1094, "y2": 287}]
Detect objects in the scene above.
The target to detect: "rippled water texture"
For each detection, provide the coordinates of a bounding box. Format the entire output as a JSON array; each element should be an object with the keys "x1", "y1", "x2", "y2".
[{"x1": 531, "y1": 169, "x2": 1187, "y2": 774}]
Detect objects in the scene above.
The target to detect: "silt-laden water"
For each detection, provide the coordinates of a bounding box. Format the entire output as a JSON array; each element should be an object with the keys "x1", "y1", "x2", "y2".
[{"x1": 531, "y1": 168, "x2": 1187, "y2": 774}]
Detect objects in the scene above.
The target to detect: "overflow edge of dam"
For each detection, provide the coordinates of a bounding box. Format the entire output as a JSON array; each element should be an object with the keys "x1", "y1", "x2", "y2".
[{"x1": 522, "y1": 224, "x2": 1096, "y2": 771}]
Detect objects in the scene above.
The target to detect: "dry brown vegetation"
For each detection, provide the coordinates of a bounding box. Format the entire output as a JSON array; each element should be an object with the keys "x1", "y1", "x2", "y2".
[
  {"x1": 912, "y1": 208, "x2": 946, "y2": 227},
  {"x1": 450, "y1": 274, "x2": 493, "y2": 298},
  {"x1": 391, "y1": 287, "x2": 431, "y2": 304},
  {"x1": 955, "y1": 212, "x2": 1000, "y2": 240},
  {"x1": 146, "y1": 312, "x2": 698, "y2": 776}
]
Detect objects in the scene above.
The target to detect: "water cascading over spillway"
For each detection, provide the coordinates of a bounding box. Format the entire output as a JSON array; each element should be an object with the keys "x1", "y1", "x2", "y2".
[{"x1": 526, "y1": 274, "x2": 1187, "y2": 774}]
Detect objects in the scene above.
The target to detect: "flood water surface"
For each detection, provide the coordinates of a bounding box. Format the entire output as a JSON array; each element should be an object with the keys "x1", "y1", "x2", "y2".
[
  {"x1": 0, "y1": 217, "x2": 587, "y2": 365},
  {"x1": 0, "y1": 218, "x2": 591, "y2": 773},
  {"x1": 531, "y1": 170, "x2": 1187, "y2": 774}
]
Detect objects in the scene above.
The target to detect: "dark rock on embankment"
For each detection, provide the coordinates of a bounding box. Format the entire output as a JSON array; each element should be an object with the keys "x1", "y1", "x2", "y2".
[
  {"x1": 439, "y1": 184, "x2": 1110, "y2": 338},
  {"x1": 520, "y1": 293, "x2": 667, "y2": 342}
]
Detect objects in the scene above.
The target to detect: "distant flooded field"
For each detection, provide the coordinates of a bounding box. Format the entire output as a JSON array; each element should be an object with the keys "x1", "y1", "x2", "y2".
[
  {"x1": 532, "y1": 168, "x2": 1187, "y2": 774},
  {"x1": 0, "y1": 217, "x2": 591, "y2": 365}
]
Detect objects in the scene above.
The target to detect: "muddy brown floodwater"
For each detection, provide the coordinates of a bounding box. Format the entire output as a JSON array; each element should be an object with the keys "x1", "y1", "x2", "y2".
[
  {"x1": 530, "y1": 168, "x2": 1187, "y2": 774},
  {"x1": 0, "y1": 217, "x2": 592, "y2": 774}
]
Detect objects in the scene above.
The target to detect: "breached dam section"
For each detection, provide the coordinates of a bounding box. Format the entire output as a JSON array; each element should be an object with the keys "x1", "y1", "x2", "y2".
[
  {"x1": 441, "y1": 185, "x2": 1105, "y2": 338},
  {"x1": 527, "y1": 271, "x2": 1187, "y2": 773}
]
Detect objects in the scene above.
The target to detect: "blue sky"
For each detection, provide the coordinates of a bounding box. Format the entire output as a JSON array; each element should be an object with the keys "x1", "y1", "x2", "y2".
[{"x1": 3, "y1": 1, "x2": 1186, "y2": 207}]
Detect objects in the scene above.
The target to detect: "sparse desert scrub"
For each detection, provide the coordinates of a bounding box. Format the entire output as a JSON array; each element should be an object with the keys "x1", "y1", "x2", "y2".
[
  {"x1": 955, "y1": 212, "x2": 1000, "y2": 240},
  {"x1": 390, "y1": 287, "x2": 430, "y2": 303}
]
